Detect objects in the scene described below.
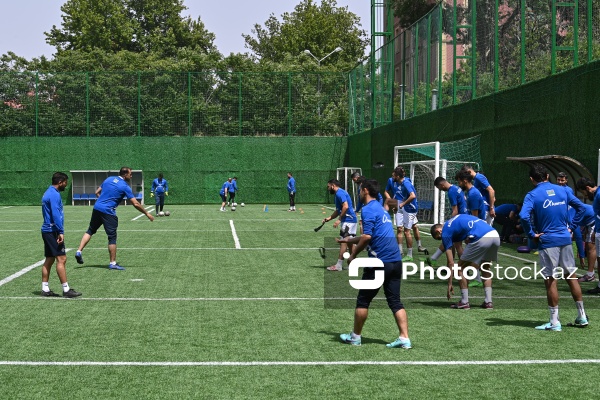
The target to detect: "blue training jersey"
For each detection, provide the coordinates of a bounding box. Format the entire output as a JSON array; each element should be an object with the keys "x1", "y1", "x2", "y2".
[
  {"x1": 519, "y1": 182, "x2": 585, "y2": 250},
  {"x1": 494, "y1": 204, "x2": 517, "y2": 217},
  {"x1": 385, "y1": 177, "x2": 397, "y2": 198},
  {"x1": 356, "y1": 192, "x2": 384, "y2": 213},
  {"x1": 151, "y1": 178, "x2": 168, "y2": 194},
  {"x1": 473, "y1": 173, "x2": 492, "y2": 205},
  {"x1": 465, "y1": 186, "x2": 487, "y2": 220},
  {"x1": 334, "y1": 188, "x2": 357, "y2": 223},
  {"x1": 361, "y1": 199, "x2": 401, "y2": 262},
  {"x1": 41, "y1": 186, "x2": 64, "y2": 234},
  {"x1": 287, "y1": 177, "x2": 296, "y2": 193},
  {"x1": 571, "y1": 204, "x2": 595, "y2": 228},
  {"x1": 400, "y1": 178, "x2": 418, "y2": 213},
  {"x1": 219, "y1": 181, "x2": 231, "y2": 195},
  {"x1": 440, "y1": 214, "x2": 495, "y2": 252},
  {"x1": 230, "y1": 180, "x2": 238, "y2": 193},
  {"x1": 448, "y1": 185, "x2": 468, "y2": 215},
  {"x1": 94, "y1": 176, "x2": 135, "y2": 216}
]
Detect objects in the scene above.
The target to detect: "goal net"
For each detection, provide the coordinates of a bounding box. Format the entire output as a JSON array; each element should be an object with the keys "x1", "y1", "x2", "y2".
[
  {"x1": 393, "y1": 136, "x2": 482, "y2": 225},
  {"x1": 336, "y1": 167, "x2": 362, "y2": 207}
]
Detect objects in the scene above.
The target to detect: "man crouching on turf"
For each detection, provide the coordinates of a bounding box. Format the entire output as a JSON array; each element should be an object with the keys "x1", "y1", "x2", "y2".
[
  {"x1": 336, "y1": 179, "x2": 411, "y2": 349},
  {"x1": 429, "y1": 214, "x2": 499, "y2": 310}
]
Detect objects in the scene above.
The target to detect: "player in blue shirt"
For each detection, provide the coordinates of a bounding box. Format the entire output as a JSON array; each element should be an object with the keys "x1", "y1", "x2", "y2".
[
  {"x1": 287, "y1": 172, "x2": 296, "y2": 211},
  {"x1": 151, "y1": 172, "x2": 169, "y2": 216},
  {"x1": 41, "y1": 172, "x2": 81, "y2": 298},
  {"x1": 569, "y1": 204, "x2": 597, "y2": 283},
  {"x1": 457, "y1": 170, "x2": 487, "y2": 221},
  {"x1": 557, "y1": 172, "x2": 586, "y2": 268},
  {"x1": 556, "y1": 172, "x2": 576, "y2": 196},
  {"x1": 337, "y1": 179, "x2": 411, "y2": 349},
  {"x1": 493, "y1": 203, "x2": 523, "y2": 242},
  {"x1": 219, "y1": 178, "x2": 232, "y2": 212},
  {"x1": 430, "y1": 214, "x2": 499, "y2": 309},
  {"x1": 520, "y1": 164, "x2": 587, "y2": 330},
  {"x1": 461, "y1": 165, "x2": 496, "y2": 224},
  {"x1": 393, "y1": 166, "x2": 426, "y2": 261},
  {"x1": 351, "y1": 172, "x2": 383, "y2": 213},
  {"x1": 434, "y1": 176, "x2": 468, "y2": 217},
  {"x1": 576, "y1": 177, "x2": 600, "y2": 295},
  {"x1": 75, "y1": 167, "x2": 154, "y2": 270},
  {"x1": 322, "y1": 179, "x2": 358, "y2": 271},
  {"x1": 228, "y1": 176, "x2": 238, "y2": 206}
]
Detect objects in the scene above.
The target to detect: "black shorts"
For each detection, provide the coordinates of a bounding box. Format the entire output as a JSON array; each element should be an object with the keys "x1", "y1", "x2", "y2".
[
  {"x1": 229, "y1": 192, "x2": 236, "y2": 200},
  {"x1": 42, "y1": 232, "x2": 66, "y2": 257},
  {"x1": 86, "y1": 209, "x2": 119, "y2": 245},
  {"x1": 220, "y1": 194, "x2": 227, "y2": 202},
  {"x1": 356, "y1": 260, "x2": 404, "y2": 313}
]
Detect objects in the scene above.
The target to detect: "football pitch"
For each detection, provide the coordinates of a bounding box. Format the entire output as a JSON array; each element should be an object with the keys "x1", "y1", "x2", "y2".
[{"x1": 1, "y1": 204, "x2": 599, "y2": 399}]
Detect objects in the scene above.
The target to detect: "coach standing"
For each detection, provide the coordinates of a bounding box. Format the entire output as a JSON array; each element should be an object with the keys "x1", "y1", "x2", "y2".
[
  {"x1": 75, "y1": 167, "x2": 154, "y2": 270},
  {"x1": 287, "y1": 172, "x2": 296, "y2": 212},
  {"x1": 41, "y1": 172, "x2": 81, "y2": 298}
]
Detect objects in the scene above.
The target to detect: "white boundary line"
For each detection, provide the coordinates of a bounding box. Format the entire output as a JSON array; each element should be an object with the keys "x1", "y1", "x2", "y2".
[
  {"x1": 0, "y1": 295, "x2": 556, "y2": 301},
  {"x1": 498, "y1": 252, "x2": 535, "y2": 263},
  {"x1": 84, "y1": 247, "x2": 324, "y2": 250},
  {"x1": 0, "y1": 359, "x2": 599, "y2": 366},
  {"x1": 0, "y1": 206, "x2": 13, "y2": 209},
  {"x1": 229, "y1": 220, "x2": 241, "y2": 249},
  {"x1": 131, "y1": 206, "x2": 154, "y2": 221},
  {"x1": 0, "y1": 249, "x2": 72, "y2": 287}
]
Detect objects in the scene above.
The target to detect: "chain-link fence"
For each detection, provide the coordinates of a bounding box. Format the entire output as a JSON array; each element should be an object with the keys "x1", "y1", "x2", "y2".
[
  {"x1": 0, "y1": 71, "x2": 349, "y2": 137},
  {"x1": 350, "y1": 0, "x2": 600, "y2": 134}
]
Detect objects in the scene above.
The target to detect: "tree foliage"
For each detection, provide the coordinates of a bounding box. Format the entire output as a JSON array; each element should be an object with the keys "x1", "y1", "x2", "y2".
[
  {"x1": 243, "y1": 0, "x2": 368, "y2": 70},
  {"x1": 45, "y1": 0, "x2": 218, "y2": 57},
  {"x1": 391, "y1": 0, "x2": 436, "y2": 29}
]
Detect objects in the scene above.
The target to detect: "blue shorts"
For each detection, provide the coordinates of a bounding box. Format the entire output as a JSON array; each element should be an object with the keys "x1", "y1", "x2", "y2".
[
  {"x1": 42, "y1": 232, "x2": 66, "y2": 257},
  {"x1": 86, "y1": 209, "x2": 119, "y2": 245}
]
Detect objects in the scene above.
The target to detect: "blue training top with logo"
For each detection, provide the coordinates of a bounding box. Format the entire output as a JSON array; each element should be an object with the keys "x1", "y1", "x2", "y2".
[
  {"x1": 41, "y1": 186, "x2": 64, "y2": 234},
  {"x1": 94, "y1": 176, "x2": 135, "y2": 216},
  {"x1": 440, "y1": 214, "x2": 495, "y2": 252},
  {"x1": 448, "y1": 184, "x2": 468, "y2": 214},
  {"x1": 465, "y1": 186, "x2": 487, "y2": 220},
  {"x1": 334, "y1": 188, "x2": 357, "y2": 223},
  {"x1": 361, "y1": 199, "x2": 401, "y2": 262},
  {"x1": 519, "y1": 181, "x2": 585, "y2": 250},
  {"x1": 219, "y1": 181, "x2": 231, "y2": 195},
  {"x1": 400, "y1": 178, "x2": 418, "y2": 213},
  {"x1": 151, "y1": 178, "x2": 168, "y2": 194}
]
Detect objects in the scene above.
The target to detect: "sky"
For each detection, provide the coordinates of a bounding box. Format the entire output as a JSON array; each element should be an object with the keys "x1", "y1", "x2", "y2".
[{"x1": 0, "y1": 0, "x2": 371, "y2": 60}]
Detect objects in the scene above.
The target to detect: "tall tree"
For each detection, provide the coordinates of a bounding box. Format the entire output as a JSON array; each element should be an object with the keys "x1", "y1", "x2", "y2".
[
  {"x1": 45, "y1": 0, "x2": 218, "y2": 57},
  {"x1": 391, "y1": 0, "x2": 436, "y2": 29},
  {"x1": 243, "y1": 0, "x2": 368, "y2": 69}
]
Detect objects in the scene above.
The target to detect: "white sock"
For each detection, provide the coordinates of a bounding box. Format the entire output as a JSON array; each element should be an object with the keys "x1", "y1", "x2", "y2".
[
  {"x1": 587, "y1": 271, "x2": 595, "y2": 277},
  {"x1": 62, "y1": 282, "x2": 70, "y2": 293},
  {"x1": 398, "y1": 244, "x2": 403, "y2": 254},
  {"x1": 576, "y1": 301, "x2": 586, "y2": 318},
  {"x1": 549, "y1": 306, "x2": 559, "y2": 325},
  {"x1": 484, "y1": 287, "x2": 492, "y2": 303},
  {"x1": 461, "y1": 289, "x2": 469, "y2": 303},
  {"x1": 336, "y1": 259, "x2": 343, "y2": 268},
  {"x1": 407, "y1": 248, "x2": 413, "y2": 257},
  {"x1": 417, "y1": 240, "x2": 422, "y2": 247},
  {"x1": 110, "y1": 261, "x2": 117, "y2": 266},
  {"x1": 351, "y1": 332, "x2": 361, "y2": 340},
  {"x1": 42, "y1": 282, "x2": 50, "y2": 292}
]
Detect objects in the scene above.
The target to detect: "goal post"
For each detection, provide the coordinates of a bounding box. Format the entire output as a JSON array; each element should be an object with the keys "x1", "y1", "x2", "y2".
[
  {"x1": 336, "y1": 167, "x2": 362, "y2": 207},
  {"x1": 393, "y1": 137, "x2": 482, "y2": 225}
]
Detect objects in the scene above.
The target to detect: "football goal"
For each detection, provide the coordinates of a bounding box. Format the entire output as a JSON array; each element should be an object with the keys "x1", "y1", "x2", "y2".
[{"x1": 393, "y1": 137, "x2": 482, "y2": 225}]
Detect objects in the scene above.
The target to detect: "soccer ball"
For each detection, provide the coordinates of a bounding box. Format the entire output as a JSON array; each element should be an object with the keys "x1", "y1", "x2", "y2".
[
  {"x1": 233, "y1": 202, "x2": 237, "y2": 206},
  {"x1": 241, "y1": 203, "x2": 245, "y2": 207},
  {"x1": 231, "y1": 206, "x2": 236, "y2": 211},
  {"x1": 164, "y1": 211, "x2": 170, "y2": 216},
  {"x1": 158, "y1": 211, "x2": 165, "y2": 217}
]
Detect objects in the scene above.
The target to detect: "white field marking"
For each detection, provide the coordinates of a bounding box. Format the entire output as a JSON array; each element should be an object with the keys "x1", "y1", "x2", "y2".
[
  {"x1": 0, "y1": 249, "x2": 72, "y2": 287},
  {"x1": 498, "y1": 252, "x2": 536, "y2": 263},
  {"x1": 0, "y1": 359, "x2": 599, "y2": 367},
  {"x1": 0, "y1": 206, "x2": 13, "y2": 209},
  {"x1": 229, "y1": 220, "x2": 241, "y2": 249},
  {"x1": 131, "y1": 206, "x2": 154, "y2": 221},
  {"x1": 0, "y1": 295, "x2": 553, "y2": 301},
  {"x1": 130, "y1": 279, "x2": 144, "y2": 282},
  {"x1": 84, "y1": 247, "x2": 329, "y2": 251}
]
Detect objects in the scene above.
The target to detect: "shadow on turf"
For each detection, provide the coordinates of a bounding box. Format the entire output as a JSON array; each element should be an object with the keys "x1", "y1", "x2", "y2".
[
  {"x1": 484, "y1": 318, "x2": 539, "y2": 328},
  {"x1": 73, "y1": 264, "x2": 125, "y2": 270},
  {"x1": 318, "y1": 330, "x2": 388, "y2": 345}
]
